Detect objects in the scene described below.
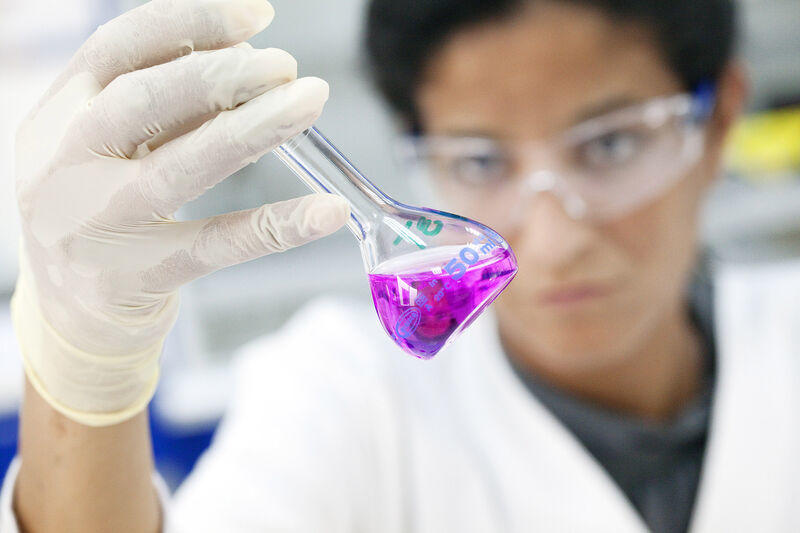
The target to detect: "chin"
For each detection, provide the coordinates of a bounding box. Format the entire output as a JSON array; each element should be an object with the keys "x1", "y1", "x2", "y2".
[
  {"x1": 498, "y1": 300, "x2": 650, "y2": 373},
  {"x1": 535, "y1": 329, "x2": 638, "y2": 373}
]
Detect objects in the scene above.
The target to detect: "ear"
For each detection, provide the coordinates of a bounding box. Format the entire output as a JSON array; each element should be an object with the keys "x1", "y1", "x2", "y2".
[{"x1": 700, "y1": 61, "x2": 750, "y2": 182}]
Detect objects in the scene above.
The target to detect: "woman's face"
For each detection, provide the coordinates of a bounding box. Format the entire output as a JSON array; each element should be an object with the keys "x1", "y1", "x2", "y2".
[{"x1": 416, "y1": 1, "x2": 737, "y2": 371}]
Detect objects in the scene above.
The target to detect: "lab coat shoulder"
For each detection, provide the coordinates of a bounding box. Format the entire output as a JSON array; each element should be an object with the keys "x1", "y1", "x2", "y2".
[
  {"x1": 167, "y1": 296, "x2": 422, "y2": 533},
  {"x1": 690, "y1": 258, "x2": 800, "y2": 532}
]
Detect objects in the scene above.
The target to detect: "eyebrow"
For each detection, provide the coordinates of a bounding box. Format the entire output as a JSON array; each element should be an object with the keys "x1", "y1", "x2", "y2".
[
  {"x1": 433, "y1": 95, "x2": 647, "y2": 139},
  {"x1": 436, "y1": 127, "x2": 502, "y2": 139},
  {"x1": 570, "y1": 96, "x2": 643, "y2": 125}
]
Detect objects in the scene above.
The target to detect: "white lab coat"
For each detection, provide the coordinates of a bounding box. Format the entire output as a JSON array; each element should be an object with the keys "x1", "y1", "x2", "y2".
[{"x1": 2, "y1": 258, "x2": 800, "y2": 532}]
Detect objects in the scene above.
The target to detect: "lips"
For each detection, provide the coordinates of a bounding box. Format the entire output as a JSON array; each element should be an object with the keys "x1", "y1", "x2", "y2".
[{"x1": 537, "y1": 282, "x2": 614, "y2": 305}]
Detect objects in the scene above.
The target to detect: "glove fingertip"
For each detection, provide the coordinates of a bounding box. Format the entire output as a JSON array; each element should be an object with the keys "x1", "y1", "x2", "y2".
[
  {"x1": 239, "y1": 0, "x2": 275, "y2": 30},
  {"x1": 306, "y1": 194, "x2": 350, "y2": 236},
  {"x1": 290, "y1": 77, "x2": 331, "y2": 118},
  {"x1": 218, "y1": 0, "x2": 275, "y2": 41}
]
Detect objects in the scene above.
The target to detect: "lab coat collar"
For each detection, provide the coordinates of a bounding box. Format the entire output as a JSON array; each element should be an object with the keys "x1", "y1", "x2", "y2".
[{"x1": 460, "y1": 312, "x2": 650, "y2": 532}]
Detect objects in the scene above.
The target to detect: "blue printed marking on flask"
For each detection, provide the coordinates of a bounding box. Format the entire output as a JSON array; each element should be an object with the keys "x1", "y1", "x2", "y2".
[{"x1": 395, "y1": 306, "x2": 422, "y2": 339}]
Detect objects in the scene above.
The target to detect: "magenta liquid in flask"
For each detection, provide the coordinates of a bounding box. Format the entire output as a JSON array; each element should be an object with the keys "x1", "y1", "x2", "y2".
[
  {"x1": 274, "y1": 128, "x2": 518, "y2": 359},
  {"x1": 369, "y1": 245, "x2": 516, "y2": 358}
]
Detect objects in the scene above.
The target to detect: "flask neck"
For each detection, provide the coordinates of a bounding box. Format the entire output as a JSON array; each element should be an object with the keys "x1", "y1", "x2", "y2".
[{"x1": 274, "y1": 128, "x2": 389, "y2": 241}]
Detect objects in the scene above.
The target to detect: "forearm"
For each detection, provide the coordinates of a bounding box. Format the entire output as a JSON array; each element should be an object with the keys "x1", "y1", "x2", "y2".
[{"x1": 14, "y1": 376, "x2": 160, "y2": 533}]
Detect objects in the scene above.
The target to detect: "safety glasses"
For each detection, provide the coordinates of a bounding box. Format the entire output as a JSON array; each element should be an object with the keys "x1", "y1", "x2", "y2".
[{"x1": 398, "y1": 87, "x2": 716, "y2": 231}]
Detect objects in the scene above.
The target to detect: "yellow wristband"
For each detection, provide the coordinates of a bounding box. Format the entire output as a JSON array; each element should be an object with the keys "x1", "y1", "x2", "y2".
[{"x1": 10, "y1": 252, "x2": 170, "y2": 427}]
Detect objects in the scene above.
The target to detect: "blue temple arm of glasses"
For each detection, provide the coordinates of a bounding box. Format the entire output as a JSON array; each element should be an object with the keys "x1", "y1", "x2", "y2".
[{"x1": 691, "y1": 80, "x2": 718, "y2": 120}]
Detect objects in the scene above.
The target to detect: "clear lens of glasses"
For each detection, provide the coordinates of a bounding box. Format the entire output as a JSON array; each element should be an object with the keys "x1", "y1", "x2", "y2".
[{"x1": 398, "y1": 92, "x2": 712, "y2": 228}]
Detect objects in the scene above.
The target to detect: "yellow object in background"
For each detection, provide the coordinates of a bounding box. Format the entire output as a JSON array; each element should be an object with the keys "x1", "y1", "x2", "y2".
[{"x1": 726, "y1": 106, "x2": 800, "y2": 182}]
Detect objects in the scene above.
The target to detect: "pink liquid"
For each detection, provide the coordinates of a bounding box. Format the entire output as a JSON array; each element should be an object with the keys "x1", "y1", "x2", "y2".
[{"x1": 368, "y1": 247, "x2": 517, "y2": 359}]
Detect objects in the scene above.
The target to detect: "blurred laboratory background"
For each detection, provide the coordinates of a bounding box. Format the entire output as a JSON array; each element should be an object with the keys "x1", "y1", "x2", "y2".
[{"x1": 1, "y1": 0, "x2": 798, "y2": 488}]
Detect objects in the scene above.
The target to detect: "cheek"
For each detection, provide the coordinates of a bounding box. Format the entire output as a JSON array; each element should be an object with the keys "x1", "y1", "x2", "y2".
[{"x1": 606, "y1": 171, "x2": 705, "y2": 296}]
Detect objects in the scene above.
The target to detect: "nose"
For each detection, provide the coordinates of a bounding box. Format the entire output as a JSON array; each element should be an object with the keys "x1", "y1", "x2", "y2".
[{"x1": 510, "y1": 181, "x2": 595, "y2": 271}]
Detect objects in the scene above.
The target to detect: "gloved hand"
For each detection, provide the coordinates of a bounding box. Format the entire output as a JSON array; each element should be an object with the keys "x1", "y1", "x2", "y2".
[{"x1": 11, "y1": 0, "x2": 350, "y2": 427}]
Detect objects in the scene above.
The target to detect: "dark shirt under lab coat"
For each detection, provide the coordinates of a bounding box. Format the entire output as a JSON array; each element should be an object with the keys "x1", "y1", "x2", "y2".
[{"x1": 509, "y1": 262, "x2": 717, "y2": 533}]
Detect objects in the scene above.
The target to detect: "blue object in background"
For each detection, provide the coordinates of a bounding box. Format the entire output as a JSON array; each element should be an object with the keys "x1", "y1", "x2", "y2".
[
  {"x1": 0, "y1": 413, "x2": 17, "y2": 484},
  {"x1": 148, "y1": 405, "x2": 220, "y2": 491},
  {"x1": 0, "y1": 407, "x2": 219, "y2": 493}
]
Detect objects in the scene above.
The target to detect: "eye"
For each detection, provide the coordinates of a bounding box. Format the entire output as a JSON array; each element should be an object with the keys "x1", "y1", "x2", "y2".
[
  {"x1": 441, "y1": 151, "x2": 510, "y2": 186},
  {"x1": 575, "y1": 129, "x2": 645, "y2": 170}
]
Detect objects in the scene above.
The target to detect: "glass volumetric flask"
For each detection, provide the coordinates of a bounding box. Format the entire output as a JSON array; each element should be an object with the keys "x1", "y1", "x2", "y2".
[{"x1": 274, "y1": 128, "x2": 518, "y2": 359}]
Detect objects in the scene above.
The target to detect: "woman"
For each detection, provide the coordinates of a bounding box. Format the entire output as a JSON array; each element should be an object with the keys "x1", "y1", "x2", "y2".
[{"x1": 3, "y1": 0, "x2": 799, "y2": 532}]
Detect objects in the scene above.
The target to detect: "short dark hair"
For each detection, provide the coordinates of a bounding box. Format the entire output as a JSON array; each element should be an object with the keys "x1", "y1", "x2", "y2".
[{"x1": 365, "y1": 0, "x2": 737, "y2": 130}]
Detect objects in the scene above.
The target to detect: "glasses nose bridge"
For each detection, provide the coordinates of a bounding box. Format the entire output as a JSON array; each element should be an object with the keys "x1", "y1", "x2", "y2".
[
  {"x1": 513, "y1": 164, "x2": 588, "y2": 222},
  {"x1": 522, "y1": 169, "x2": 558, "y2": 194},
  {"x1": 513, "y1": 142, "x2": 572, "y2": 191}
]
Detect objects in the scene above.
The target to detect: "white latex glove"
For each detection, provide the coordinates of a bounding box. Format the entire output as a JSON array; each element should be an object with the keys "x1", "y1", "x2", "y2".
[{"x1": 10, "y1": 0, "x2": 350, "y2": 427}]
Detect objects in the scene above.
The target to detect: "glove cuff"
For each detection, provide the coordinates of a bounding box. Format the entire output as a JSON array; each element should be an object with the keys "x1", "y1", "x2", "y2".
[{"x1": 10, "y1": 258, "x2": 170, "y2": 427}]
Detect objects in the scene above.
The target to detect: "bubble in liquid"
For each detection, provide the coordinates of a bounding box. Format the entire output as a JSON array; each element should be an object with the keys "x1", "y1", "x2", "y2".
[{"x1": 368, "y1": 246, "x2": 517, "y2": 359}]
